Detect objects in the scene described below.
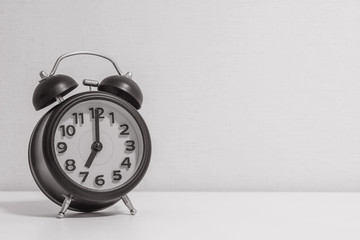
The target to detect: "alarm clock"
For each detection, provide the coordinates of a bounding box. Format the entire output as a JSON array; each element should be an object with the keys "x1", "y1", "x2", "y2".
[{"x1": 28, "y1": 51, "x2": 151, "y2": 218}]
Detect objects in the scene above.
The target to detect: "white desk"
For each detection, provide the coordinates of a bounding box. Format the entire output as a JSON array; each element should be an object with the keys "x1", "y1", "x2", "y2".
[{"x1": 0, "y1": 191, "x2": 360, "y2": 239}]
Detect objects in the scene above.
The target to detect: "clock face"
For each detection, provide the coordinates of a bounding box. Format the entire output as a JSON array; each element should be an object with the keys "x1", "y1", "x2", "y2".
[{"x1": 53, "y1": 99, "x2": 144, "y2": 192}]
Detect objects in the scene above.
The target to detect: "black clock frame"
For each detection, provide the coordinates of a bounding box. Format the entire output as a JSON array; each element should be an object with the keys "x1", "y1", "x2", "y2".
[{"x1": 29, "y1": 91, "x2": 151, "y2": 212}]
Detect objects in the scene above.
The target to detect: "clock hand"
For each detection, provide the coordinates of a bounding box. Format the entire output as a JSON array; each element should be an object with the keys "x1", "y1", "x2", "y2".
[
  {"x1": 84, "y1": 149, "x2": 97, "y2": 168},
  {"x1": 94, "y1": 108, "x2": 100, "y2": 143},
  {"x1": 85, "y1": 108, "x2": 103, "y2": 168},
  {"x1": 84, "y1": 142, "x2": 103, "y2": 168}
]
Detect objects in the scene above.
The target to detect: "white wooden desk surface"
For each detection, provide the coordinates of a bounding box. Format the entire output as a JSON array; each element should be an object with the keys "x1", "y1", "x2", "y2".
[{"x1": 0, "y1": 191, "x2": 360, "y2": 239}]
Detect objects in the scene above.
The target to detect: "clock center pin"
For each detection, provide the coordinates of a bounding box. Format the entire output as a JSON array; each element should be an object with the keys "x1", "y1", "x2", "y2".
[{"x1": 92, "y1": 142, "x2": 103, "y2": 152}]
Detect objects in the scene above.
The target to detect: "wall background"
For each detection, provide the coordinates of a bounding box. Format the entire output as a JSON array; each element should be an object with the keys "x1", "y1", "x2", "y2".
[{"x1": 1, "y1": 0, "x2": 360, "y2": 191}]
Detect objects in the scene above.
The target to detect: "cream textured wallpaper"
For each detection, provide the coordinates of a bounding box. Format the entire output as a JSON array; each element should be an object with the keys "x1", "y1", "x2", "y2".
[{"x1": 1, "y1": 0, "x2": 360, "y2": 191}]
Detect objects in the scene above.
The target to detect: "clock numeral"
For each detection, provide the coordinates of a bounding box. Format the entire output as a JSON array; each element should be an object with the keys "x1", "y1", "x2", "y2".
[
  {"x1": 121, "y1": 157, "x2": 132, "y2": 169},
  {"x1": 89, "y1": 107, "x2": 104, "y2": 119},
  {"x1": 72, "y1": 112, "x2": 84, "y2": 124},
  {"x1": 109, "y1": 112, "x2": 115, "y2": 124},
  {"x1": 57, "y1": 142, "x2": 67, "y2": 153},
  {"x1": 125, "y1": 140, "x2": 136, "y2": 151},
  {"x1": 59, "y1": 125, "x2": 76, "y2": 137},
  {"x1": 95, "y1": 175, "x2": 105, "y2": 186},
  {"x1": 120, "y1": 124, "x2": 130, "y2": 136},
  {"x1": 112, "y1": 170, "x2": 122, "y2": 181},
  {"x1": 65, "y1": 159, "x2": 76, "y2": 171},
  {"x1": 79, "y1": 171, "x2": 89, "y2": 183}
]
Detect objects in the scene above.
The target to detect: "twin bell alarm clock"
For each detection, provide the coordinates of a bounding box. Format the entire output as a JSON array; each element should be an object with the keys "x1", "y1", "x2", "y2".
[{"x1": 28, "y1": 51, "x2": 151, "y2": 218}]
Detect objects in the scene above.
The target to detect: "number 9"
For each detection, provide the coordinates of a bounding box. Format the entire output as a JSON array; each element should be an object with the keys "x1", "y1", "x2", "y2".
[{"x1": 57, "y1": 142, "x2": 67, "y2": 153}]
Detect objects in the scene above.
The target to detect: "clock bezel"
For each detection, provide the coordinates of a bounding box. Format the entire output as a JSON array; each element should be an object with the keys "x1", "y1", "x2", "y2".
[{"x1": 42, "y1": 91, "x2": 151, "y2": 202}]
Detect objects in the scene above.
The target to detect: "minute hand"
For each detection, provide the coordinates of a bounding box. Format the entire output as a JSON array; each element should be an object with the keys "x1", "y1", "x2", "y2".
[
  {"x1": 84, "y1": 108, "x2": 102, "y2": 168},
  {"x1": 94, "y1": 108, "x2": 100, "y2": 143}
]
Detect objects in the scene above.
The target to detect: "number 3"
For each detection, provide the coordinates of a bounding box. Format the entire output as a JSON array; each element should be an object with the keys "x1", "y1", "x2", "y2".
[{"x1": 125, "y1": 140, "x2": 135, "y2": 151}]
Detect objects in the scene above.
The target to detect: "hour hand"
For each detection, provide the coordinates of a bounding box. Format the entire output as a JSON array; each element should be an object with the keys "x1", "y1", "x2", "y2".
[
  {"x1": 84, "y1": 150, "x2": 97, "y2": 168},
  {"x1": 84, "y1": 142, "x2": 103, "y2": 168},
  {"x1": 85, "y1": 108, "x2": 102, "y2": 168}
]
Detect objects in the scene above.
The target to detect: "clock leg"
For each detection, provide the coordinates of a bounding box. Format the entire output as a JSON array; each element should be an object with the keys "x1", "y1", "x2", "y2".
[
  {"x1": 57, "y1": 195, "x2": 73, "y2": 218},
  {"x1": 122, "y1": 195, "x2": 137, "y2": 215}
]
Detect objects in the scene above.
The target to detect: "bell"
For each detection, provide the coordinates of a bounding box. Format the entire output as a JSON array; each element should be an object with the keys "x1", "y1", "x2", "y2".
[
  {"x1": 98, "y1": 74, "x2": 143, "y2": 109},
  {"x1": 32, "y1": 73, "x2": 78, "y2": 110}
]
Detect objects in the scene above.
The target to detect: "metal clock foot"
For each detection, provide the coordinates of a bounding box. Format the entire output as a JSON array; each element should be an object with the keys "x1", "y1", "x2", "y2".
[
  {"x1": 122, "y1": 194, "x2": 137, "y2": 215},
  {"x1": 57, "y1": 195, "x2": 73, "y2": 218}
]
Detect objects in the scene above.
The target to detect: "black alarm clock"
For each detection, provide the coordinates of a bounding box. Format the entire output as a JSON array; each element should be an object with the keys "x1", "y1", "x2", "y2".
[{"x1": 28, "y1": 51, "x2": 151, "y2": 218}]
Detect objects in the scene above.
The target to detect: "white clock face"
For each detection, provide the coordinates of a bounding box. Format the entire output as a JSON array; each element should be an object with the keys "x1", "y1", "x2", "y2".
[{"x1": 53, "y1": 99, "x2": 144, "y2": 191}]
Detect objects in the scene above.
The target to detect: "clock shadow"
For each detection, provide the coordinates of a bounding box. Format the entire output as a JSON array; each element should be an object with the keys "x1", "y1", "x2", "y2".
[
  {"x1": 0, "y1": 199, "x2": 57, "y2": 218},
  {"x1": 0, "y1": 199, "x2": 129, "y2": 218},
  {"x1": 64, "y1": 209, "x2": 130, "y2": 219}
]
